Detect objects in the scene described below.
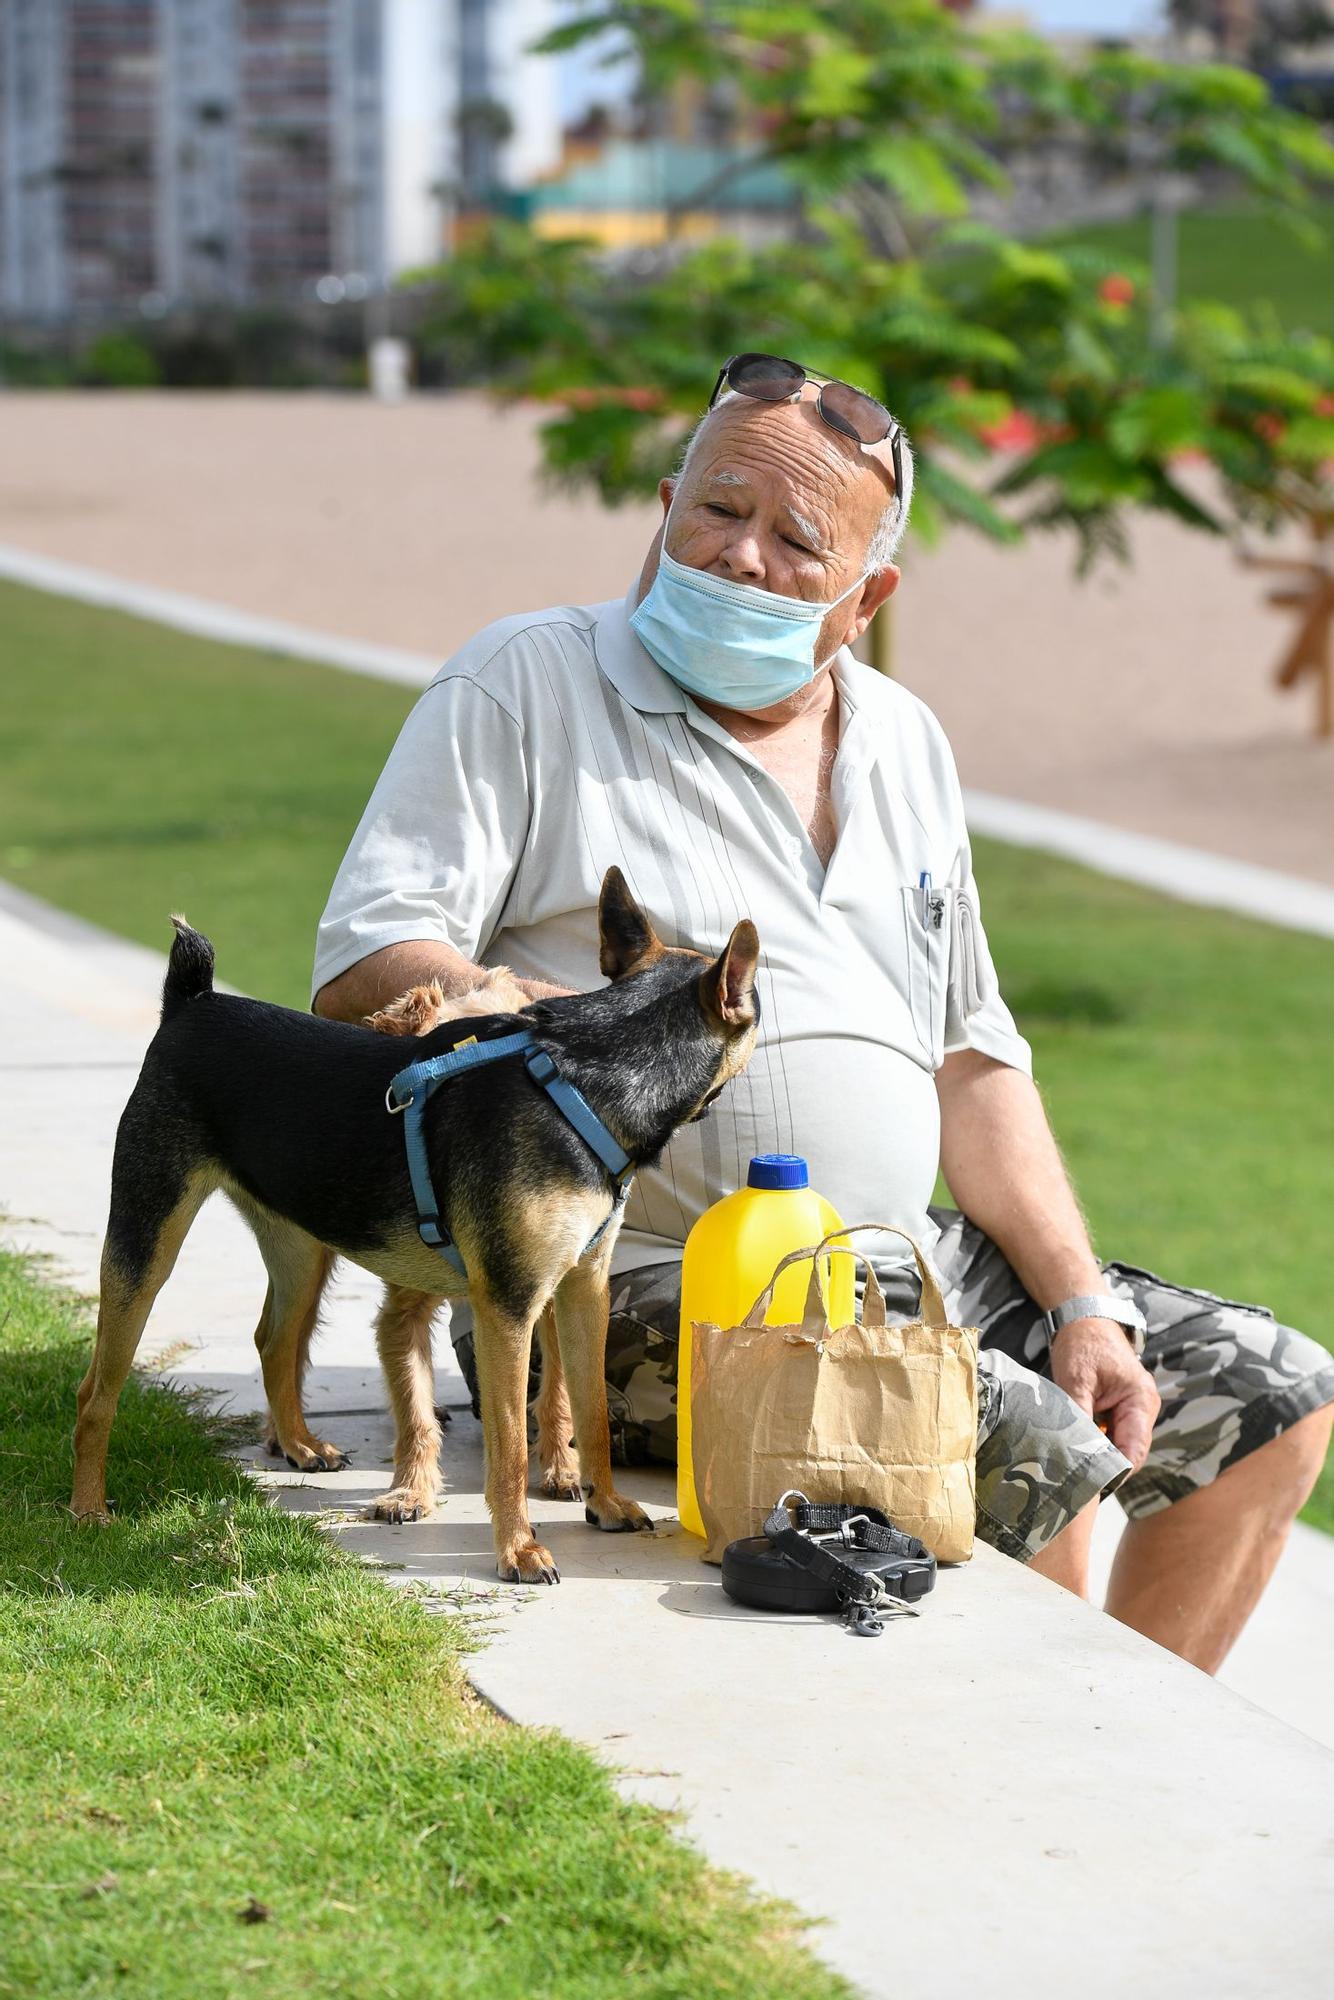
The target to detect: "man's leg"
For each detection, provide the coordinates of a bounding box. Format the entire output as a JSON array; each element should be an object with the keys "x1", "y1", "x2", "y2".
[
  {"x1": 1029, "y1": 1498, "x2": 1099, "y2": 1596},
  {"x1": 931, "y1": 1208, "x2": 1334, "y2": 1664},
  {"x1": 1104, "y1": 1404, "x2": 1333, "y2": 1673}
]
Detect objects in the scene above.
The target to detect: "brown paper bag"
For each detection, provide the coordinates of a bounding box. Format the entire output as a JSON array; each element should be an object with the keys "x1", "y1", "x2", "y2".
[{"x1": 691, "y1": 1223, "x2": 979, "y2": 1565}]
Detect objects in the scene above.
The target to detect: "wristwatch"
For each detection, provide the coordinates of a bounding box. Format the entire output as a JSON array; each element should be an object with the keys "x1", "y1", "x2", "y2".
[{"x1": 1044, "y1": 1293, "x2": 1147, "y2": 1358}]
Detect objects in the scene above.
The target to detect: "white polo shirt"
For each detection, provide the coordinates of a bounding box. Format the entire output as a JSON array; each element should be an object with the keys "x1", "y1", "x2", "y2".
[{"x1": 313, "y1": 589, "x2": 1031, "y2": 1273}]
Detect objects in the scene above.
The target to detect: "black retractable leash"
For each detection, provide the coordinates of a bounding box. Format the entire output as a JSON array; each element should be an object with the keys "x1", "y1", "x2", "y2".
[{"x1": 721, "y1": 1490, "x2": 936, "y2": 1636}]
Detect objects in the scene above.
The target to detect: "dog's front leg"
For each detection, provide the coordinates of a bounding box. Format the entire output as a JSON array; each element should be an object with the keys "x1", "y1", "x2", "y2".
[
  {"x1": 368, "y1": 1285, "x2": 443, "y2": 1522},
  {"x1": 473, "y1": 1293, "x2": 560, "y2": 1584},
  {"x1": 534, "y1": 1305, "x2": 580, "y2": 1501},
  {"x1": 553, "y1": 1262, "x2": 653, "y2": 1538}
]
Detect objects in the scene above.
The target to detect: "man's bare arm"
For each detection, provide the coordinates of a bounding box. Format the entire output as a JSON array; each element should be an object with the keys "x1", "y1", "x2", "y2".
[
  {"x1": 312, "y1": 941, "x2": 570, "y2": 1024},
  {"x1": 935, "y1": 1048, "x2": 1159, "y2": 1467}
]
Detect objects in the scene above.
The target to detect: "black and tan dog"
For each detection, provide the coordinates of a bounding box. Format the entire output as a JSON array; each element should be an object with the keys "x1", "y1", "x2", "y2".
[{"x1": 71, "y1": 870, "x2": 760, "y2": 1582}]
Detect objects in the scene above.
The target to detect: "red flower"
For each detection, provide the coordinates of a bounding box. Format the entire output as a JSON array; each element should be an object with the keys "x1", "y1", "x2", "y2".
[
  {"x1": 1254, "y1": 412, "x2": 1286, "y2": 443},
  {"x1": 1098, "y1": 273, "x2": 1136, "y2": 307}
]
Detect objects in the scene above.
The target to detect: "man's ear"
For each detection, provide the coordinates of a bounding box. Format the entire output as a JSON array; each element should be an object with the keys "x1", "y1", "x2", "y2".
[
  {"x1": 702, "y1": 919, "x2": 760, "y2": 1029},
  {"x1": 598, "y1": 866, "x2": 662, "y2": 980},
  {"x1": 850, "y1": 566, "x2": 899, "y2": 644}
]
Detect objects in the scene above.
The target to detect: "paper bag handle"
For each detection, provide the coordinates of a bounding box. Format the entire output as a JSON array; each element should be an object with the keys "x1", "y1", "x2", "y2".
[{"x1": 741, "y1": 1223, "x2": 948, "y2": 1333}]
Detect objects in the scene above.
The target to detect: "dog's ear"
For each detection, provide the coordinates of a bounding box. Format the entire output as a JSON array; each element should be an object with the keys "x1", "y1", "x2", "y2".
[
  {"x1": 701, "y1": 920, "x2": 760, "y2": 1029},
  {"x1": 598, "y1": 866, "x2": 661, "y2": 980}
]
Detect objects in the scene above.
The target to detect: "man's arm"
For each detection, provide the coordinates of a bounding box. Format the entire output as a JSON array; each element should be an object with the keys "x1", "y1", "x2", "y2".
[
  {"x1": 935, "y1": 1047, "x2": 1159, "y2": 1469},
  {"x1": 313, "y1": 942, "x2": 570, "y2": 1024}
]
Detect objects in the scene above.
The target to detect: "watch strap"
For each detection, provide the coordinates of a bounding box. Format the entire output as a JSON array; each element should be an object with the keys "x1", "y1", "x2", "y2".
[{"x1": 1044, "y1": 1292, "x2": 1147, "y2": 1356}]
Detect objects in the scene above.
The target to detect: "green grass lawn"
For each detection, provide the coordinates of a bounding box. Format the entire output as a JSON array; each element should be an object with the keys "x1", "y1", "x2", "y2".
[
  {"x1": 1, "y1": 574, "x2": 1331, "y2": 1535},
  {"x1": 1051, "y1": 199, "x2": 1334, "y2": 338},
  {"x1": 0, "y1": 1252, "x2": 846, "y2": 2000}
]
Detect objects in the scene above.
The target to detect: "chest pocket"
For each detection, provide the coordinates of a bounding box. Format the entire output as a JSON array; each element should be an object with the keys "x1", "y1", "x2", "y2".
[
  {"x1": 900, "y1": 885, "x2": 994, "y2": 1067},
  {"x1": 899, "y1": 883, "x2": 951, "y2": 1067}
]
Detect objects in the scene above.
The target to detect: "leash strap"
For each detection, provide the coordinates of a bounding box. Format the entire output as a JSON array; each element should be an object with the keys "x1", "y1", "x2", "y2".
[
  {"x1": 386, "y1": 1028, "x2": 634, "y2": 1278},
  {"x1": 761, "y1": 1492, "x2": 936, "y2": 1635}
]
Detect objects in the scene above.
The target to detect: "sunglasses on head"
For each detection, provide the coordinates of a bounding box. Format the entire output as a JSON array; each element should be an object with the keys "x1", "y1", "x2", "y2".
[{"x1": 708, "y1": 351, "x2": 903, "y2": 506}]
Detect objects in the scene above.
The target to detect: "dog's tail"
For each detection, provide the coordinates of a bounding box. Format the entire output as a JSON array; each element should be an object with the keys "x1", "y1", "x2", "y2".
[{"x1": 161, "y1": 915, "x2": 215, "y2": 1023}]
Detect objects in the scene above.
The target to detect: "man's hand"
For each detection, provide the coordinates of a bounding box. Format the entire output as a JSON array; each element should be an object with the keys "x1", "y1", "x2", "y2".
[{"x1": 1049, "y1": 1319, "x2": 1161, "y2": 1471}]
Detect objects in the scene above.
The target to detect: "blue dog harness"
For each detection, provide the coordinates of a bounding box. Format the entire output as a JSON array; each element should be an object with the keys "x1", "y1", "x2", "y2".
[{"x1": 385, "y1": 1029, "x2": 634, "y2": 1280}]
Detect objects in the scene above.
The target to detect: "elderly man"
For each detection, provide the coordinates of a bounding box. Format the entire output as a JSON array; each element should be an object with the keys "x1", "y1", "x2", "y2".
[{"x1": 314, "y1": 353, "x2": 1334, "y2": 1670}]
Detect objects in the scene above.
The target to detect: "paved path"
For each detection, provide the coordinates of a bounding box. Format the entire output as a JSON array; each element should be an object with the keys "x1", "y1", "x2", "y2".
[
  {"x1": 4, "y1": 884, "x2": 1334, "y2": 1999},
  {"x1": 1, "y1": 391, "x2": 1331, "y2": 885}
]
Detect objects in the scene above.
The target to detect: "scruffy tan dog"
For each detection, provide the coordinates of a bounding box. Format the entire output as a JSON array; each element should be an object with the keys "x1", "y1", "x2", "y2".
[{"x1": 364, "y1": 967, "x2": 583, "y2": 1520}]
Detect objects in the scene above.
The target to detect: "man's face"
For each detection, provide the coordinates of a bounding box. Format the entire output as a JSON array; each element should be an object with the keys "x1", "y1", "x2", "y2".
[{"x1": 638, "y1": 395, "x2": 899, "y2": 704}]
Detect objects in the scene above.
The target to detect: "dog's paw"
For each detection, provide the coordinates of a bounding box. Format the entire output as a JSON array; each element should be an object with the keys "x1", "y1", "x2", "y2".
[
  {"x1": 70, "y1": 1502, "x2": 114, "y2": 1526},
  {"x1": 281, "y1": 1437, "x2": 351, "y2": 1474},
  {"x1": 497, "y1": 1539, "x2": 560, "y2": 1586},
  {"x1": 367, "y1": 1486, "x2": 436, "y2": 1525},
  {"x1": 583, "y1": 1489, "x2": 654, "y2": 1535},
  {"x1": 538, "y1": 1446, "x2": 583, "y2": 1502}
]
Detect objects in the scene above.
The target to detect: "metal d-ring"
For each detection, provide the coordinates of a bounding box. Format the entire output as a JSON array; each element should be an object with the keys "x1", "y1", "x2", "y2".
[{"x1": 386, "y1": 1086, "x2": 413, "y2": 1115}]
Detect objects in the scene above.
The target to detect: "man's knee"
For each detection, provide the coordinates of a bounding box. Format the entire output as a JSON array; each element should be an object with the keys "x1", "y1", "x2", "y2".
[{"x1": 1229, "y1": 1403, "x2": 1334, "y2": 1522}]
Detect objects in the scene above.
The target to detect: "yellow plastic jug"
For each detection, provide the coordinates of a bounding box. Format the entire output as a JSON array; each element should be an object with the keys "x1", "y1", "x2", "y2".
[{"x1": 677, "y1": 1154, "x2": 855, "y2": 1538}]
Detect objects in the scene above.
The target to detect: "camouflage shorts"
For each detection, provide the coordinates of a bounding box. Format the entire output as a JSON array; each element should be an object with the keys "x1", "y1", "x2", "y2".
[{"x1": 447, "y1": 1204, "x2": 1334, "y2": 1565}]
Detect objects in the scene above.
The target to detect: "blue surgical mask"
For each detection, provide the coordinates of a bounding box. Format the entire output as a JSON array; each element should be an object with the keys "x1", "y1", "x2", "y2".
[{"x1": 630, "y1": 546, "x2": 870, "y2": 712}]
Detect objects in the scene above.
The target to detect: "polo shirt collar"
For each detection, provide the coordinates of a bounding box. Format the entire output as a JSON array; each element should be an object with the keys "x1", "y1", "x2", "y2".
[
  {"x1": 595, "y1": 581, "x2": 862, "y2": 723},
  {"x1": 592, "y1": 586, "x2": 689, "y2": 714}
]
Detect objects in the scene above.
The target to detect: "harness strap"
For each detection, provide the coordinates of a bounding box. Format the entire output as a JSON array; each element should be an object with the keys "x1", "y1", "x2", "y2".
[
  {"x1": 386, "y1": 1028, "x2": 634, "y2": 1278},
  {"x1": 522, "y1": 1048, "x2": 633, "y2": 1186}
]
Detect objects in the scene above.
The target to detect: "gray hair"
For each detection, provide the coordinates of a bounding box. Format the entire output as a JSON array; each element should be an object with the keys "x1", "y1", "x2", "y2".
[{"x1": 675, "y1": 392, "x2": 914, "y2": 572}]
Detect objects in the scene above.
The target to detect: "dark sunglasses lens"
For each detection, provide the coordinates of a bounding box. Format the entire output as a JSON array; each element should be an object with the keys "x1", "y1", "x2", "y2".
[
  {"x1": 819, "y1": 379, "x2": 893, "y2": 445},
  {"x1": 727, "y1": 352, "x2": 807, "y2": 403}
]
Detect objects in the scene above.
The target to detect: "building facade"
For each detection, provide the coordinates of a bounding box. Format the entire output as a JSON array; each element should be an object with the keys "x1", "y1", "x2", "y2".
[
  {"x1": 2, "y1": 0, "x2": 158, "y2": 318},
  {"x1": 0, "y1": 0, "x2": 558, "y2": 322}
]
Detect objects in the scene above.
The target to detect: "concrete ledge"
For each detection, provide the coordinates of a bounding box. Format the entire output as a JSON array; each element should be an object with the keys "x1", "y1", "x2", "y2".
[{"x1": 270, "y1": 1412, "x2": 1334, "y2": 2000}]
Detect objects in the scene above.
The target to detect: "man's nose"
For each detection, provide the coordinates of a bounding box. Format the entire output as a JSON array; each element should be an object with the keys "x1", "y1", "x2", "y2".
[{"x1": 714, "y1": 531, "x2": 765, "y2": 584}]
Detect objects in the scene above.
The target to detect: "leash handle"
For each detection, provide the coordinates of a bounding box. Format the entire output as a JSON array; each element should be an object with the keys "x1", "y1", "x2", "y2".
[{"x1": 760, "y1": 1492, "x2": 934, "y2": 1633}]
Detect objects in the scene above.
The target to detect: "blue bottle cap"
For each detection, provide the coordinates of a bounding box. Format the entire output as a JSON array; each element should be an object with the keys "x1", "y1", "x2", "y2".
[{"x1": 747, "y1": 1154, "x2": 809, "y2": 1191}]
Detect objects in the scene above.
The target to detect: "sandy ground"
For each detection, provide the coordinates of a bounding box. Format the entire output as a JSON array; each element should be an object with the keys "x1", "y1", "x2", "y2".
[{"x1": 2, "y1": 390, "x2": 1330, "y2": 881}]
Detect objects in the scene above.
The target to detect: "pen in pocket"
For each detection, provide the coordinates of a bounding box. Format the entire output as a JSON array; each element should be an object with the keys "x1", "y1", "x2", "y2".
[{"x1": 918, "y1": 871, "x2": 945, "y2": 930}]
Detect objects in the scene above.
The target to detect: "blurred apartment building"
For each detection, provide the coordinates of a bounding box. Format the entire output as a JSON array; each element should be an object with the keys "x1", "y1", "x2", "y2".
[{"x1": 0, "y1": 0, "x2": 559, "y2": 322}]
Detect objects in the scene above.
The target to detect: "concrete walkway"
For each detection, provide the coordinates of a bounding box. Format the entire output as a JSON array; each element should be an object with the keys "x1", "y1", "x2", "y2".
[{"x1": 4, "y1": 883, "x2": 1334, "y2": 1999}]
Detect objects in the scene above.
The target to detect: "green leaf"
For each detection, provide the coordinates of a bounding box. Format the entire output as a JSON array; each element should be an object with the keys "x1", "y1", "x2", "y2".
[
  {"x1": 1107, "y1": 386, "x2": 1208, "y2": 459},
  {"x1": 994, "y1": 439, "x2": 1152, "y2": 506},
  {"x1": 1143, "y1": 469, "x2": 1229, "y2": 534},
  {"x1": 914, "y1": 459, "x2": 1023, "y2": 543},
  {"x1": 863, "y1": 135, "x2": 969, "y2": 218},
  {"x1": 1216, "y1": 364, "x2": 1320, "y2": 409},
  {"x1": 1280, "y1": 415, "x2": 1334, "y2": 465}
]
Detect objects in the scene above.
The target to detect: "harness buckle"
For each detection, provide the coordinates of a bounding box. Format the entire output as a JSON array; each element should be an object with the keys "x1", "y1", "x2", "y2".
[{"x1": 525, "y1": 1048, "x2": 559, "y2": 1085}]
